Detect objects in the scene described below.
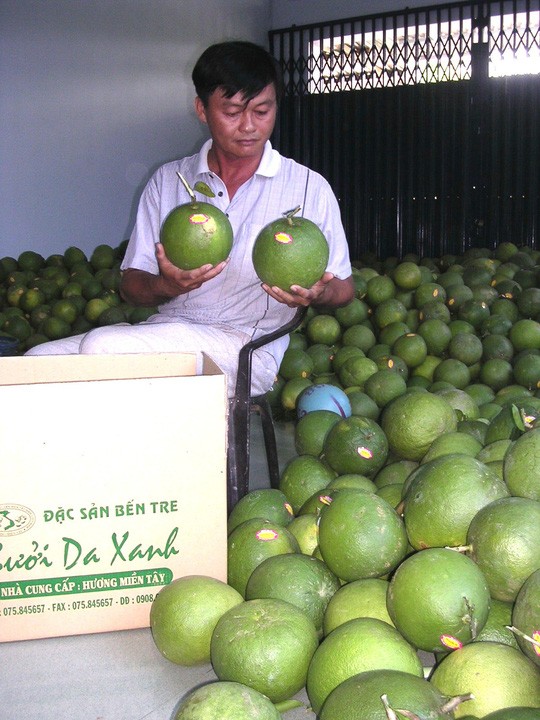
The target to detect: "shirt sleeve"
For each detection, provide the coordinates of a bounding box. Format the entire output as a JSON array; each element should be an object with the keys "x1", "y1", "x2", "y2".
[
  {"x1": 302, "y1": 170, "x2": 353, "y2": 280},
  {"x1": 120, "y1": 170, "x2": 162, "y2": 274}
]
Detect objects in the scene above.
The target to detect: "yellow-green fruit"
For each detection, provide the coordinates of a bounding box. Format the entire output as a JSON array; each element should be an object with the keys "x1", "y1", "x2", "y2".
[
  {"x1": 252, "y1": 212, "x2": 329, "y2": 291},
  {"x1": 431, "y1": 641, "x2": 540, "y2": 717},
  {"x1": 319, "y1": 669, "x2": 457, "y2": 720},
  {"x1": 150, "y1": 575, "x2": 243, "y2": 665},
  {"x1": 161, "y1": 201, "x2": 233, "y2": 270},
  {"x1": 466, "y1": 496, "x2": 540, "y2": 602},
  {"x1": 386, "y1": 547, "x2": 490, "y2": 653},
  {"x1": 211, "y1": 598, "x2": 319, "y2": 703},
  {"x1": 323, "y1": 578, "x2": 394, "y2": 635},
  {"x1": 245, "y1": 553, "x2": 340, "y2": 637},
  {"x1": 318, "y1": 489, "x2": 408, "y2": 581},
  {"x1": 381, "y1": 391, "x2": 457, "y2": 461},
  {"x1": 173, "y1": 681, "x2": 281, "y2": 720},
  {"x1": 503, "y1": 427, "x2": 540, "y2": 501},
  {"x1": 306, "y1": 617, "x2": 423, "y2": 714},
  {"x1": 511, "y1": 568, "x2": 540, "y2": 666},
  {"x1": 403, "y1": 453, "x2": 509, "y2": 549}
]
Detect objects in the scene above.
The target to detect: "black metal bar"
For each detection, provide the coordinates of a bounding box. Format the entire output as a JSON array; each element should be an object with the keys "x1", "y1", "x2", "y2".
[{"x1": 268, "y1": 0, "x2": 540, "y2": 257}]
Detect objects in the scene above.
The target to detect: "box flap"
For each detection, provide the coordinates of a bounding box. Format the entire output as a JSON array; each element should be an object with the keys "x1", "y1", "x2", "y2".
[{"x1": 0, "y1": 352, "x2": 222, "y2": 386}]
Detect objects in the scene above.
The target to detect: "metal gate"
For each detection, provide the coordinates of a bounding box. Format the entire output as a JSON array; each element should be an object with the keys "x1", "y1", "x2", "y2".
[{"x1": 269, "y1": 1, "x2": 540, "y2": 260}]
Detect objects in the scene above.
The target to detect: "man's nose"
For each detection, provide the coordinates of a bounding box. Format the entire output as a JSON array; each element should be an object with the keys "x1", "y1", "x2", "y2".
[{"x1": 240, "y1": 111, "x2": 255, "y2": 132}]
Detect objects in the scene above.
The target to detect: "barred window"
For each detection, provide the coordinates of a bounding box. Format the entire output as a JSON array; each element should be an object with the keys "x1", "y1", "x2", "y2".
[
  {"x1": 269, "y1": 1, "x2": 540, "y2": 255},
  {"x1": 490, "y1": 9, "x2": 540, "y2": 76},
  {"x1": 310, "y1": 18, "x2": 473, "y2": 92},
  {"x1": 273, "y1": 2, "x2": 540, "y2": 94}
]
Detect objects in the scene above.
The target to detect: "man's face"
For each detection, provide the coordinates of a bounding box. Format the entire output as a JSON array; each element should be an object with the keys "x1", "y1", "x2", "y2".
[{"x1": 195, "y1": 83, "x2": 277, "y2": 162}]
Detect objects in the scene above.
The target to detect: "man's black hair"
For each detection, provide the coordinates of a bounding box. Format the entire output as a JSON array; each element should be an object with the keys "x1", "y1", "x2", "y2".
[{"x1": 192, "y1": 41, "x2": 284, "y2": 106}]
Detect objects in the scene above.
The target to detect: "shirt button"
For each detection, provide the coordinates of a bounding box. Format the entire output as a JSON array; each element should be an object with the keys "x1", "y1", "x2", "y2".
[{"x1": 218, "y1": 191, "x2": 223, "y2": 197}]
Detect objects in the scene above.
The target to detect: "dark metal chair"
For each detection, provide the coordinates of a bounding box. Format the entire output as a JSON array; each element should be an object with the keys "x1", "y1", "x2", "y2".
[{"x1": 227, "y1": 307, "x2": 306, "y2": 512}]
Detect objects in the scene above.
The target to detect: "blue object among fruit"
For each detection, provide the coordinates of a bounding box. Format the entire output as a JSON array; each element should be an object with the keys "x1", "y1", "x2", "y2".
[{"x1": 297, "y1": 383, "x2": 352, "y2": 419}]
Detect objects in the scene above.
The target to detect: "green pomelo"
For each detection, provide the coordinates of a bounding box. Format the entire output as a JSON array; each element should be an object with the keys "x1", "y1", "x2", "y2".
[
  {"x1": 319, "y1": 669, "x2": 458, "y2": 720},
  {"x1": 150, "y1": 575, "x2": 243, "y2": 666},
  {"x1": 306, "y1": 617, "x2": 423, "y2": 714},
  {"x1": 482, "y1": 710, "x2": 540, "y2": 720},
  {"x1": 160, "y1": 200, "x2": 233, "y2": 270},
  {"x1": 227, "y1": 518, "x2": 300, "y2": 597},
  {"x1": 474, "y1": 598, "x2": 519, "y2": 649},
  {"x1": 386, "y1": 547, "x2": 491, "y2": 653},
  {"x1": 245, "y1": 553, "x2": 340, "y2": 636},
  {"x1": 211, "y1": 598, "x2": 319, "y2": 703},
  {"x1": 252, "y1": 212, "x2": 329, "y2": 291},
  {"x1": 503, "y1": 427, "x2": 540, "y2": 501},
  {"x1": 323, "y1": 578, "x2": 394, "y2": 635},
  {"x1": 466, "y1": 496, "x2": 540, "y2": 602},
  {"x1": 381, "y1": 392, "x2": 457, "y2": 461},
  {"x1": 318, "y1": 489, "x2": 408, "y2": 581},
  {"x1": 173, "y1": 681, "x2": 281, "y2": 720},
  {"x1": 403, "y1": 453, "x2": 509, "y2": 549},
  {"x1": 431, "y1": 641, "x2": 540, "y2": 717},
  {"x1": 511, "y1": 568, "x2": 540, "y2": 666},
  {"x1": 227, "y1": 488, "x2": 294, "y2": 534},
  {"x1": 323, "y1": 415, "x2": 389, "y2": 476}
]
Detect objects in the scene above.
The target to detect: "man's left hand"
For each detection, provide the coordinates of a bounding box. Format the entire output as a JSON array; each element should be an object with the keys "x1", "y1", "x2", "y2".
[{"x1": 262, "y1": 272, "x2": 336, "y2": 308}]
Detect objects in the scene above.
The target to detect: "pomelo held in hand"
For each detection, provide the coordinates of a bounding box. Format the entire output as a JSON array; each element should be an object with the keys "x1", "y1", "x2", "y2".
[
  {"x1": 160, "y1": 173, "x2": 233, "y2": 270},
  {"x1": 252, "y1": 206, "x2": 329, "y2": 291}
]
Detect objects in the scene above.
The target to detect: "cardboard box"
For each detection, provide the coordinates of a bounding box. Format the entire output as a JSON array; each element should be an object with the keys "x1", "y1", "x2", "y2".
[{"x1": 0, "y1": 353, "x2": 228, "y2": 642}]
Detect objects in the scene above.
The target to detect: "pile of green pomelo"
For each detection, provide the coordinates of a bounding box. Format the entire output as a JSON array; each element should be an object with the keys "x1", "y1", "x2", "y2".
[
  {"x1": 2, "y1": 240, "x2": 540, "y2": 719},
  {"x1": 0, "y1": 242, "x2": 157, "y2": 352}
]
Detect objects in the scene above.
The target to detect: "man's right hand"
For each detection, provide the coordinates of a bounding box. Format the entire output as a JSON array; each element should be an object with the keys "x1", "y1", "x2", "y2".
[
  {"x1": 119, "y1": 243, "x2": 228, "y2": 306},
  {"x1": 156, "y1": 242, "x2": 227, "y2": 293}
]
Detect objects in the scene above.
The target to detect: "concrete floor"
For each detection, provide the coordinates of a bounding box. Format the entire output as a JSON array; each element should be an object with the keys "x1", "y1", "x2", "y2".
[{"x1": 1, "y1": 418, "x2": 319, "y2": 720}]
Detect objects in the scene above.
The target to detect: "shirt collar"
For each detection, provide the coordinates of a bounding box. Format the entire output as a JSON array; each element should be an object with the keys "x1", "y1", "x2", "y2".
[{"x1": 195, "y1": 139, "x2": 281, "y2": 178}]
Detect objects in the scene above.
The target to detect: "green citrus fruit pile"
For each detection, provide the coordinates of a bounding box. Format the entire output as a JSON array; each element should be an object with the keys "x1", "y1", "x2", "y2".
[
  {"x1": 10, "y1": 238, "x2": 540, "y2": 717},
  {"x1": 148, "y1": 244, "x2": 540, "y2": 720},
  {"x1": 0, "y1": 243, "x2": 157, "y2": 352},
  {"x1": 249, "y1": 244, "x2": 540, "y2": 716}
]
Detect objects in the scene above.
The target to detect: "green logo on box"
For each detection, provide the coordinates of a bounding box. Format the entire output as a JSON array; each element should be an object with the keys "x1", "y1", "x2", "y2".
[{"x1": 0, "y1": 568, "x2": 172, "y2": 599}]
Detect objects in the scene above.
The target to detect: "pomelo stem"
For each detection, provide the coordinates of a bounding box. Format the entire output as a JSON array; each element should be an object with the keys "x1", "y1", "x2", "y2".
[
  {"x1": 283, "y1": 205, "x2": 302, "y2": 225},
  {"x1": 440, "y1": 694, "x2": 475, "y2": 713},
  {"x1": 176, "y1": 171, "x2": 196, "y2": 202},
  {"x1": 391, "y1": 710, "x2": 422, "y2": 720},
  {"x1": 274, "y1": 699, "x2": 305, "y2": 714},
  {"x1": 381, "y1": 694, "x2": 402, "y2": 720},
  {"x1": 463, "y1": 595, "x2": 480, "y2": 639},
  {"x1": 445, "y1": 545, "x2": 471, "y2": 553},
  {"x1": 506, "y1": 625, "x2": 540, "y2": 648}
]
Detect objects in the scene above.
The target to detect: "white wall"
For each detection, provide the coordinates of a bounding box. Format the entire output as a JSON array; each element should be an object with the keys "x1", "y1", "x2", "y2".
[
  {"x1": 0, "y1": 0, "x2": 269, "y2": 259},
  {"x1": 270, "y1": 0, "x2": 450, "y2": 29},
  {"x1": 1, "y1": 0, "x2": 451, "y2": 260}
]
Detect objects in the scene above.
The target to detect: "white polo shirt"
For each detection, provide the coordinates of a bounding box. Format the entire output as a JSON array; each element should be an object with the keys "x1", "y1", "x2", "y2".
[{"x1": 122, "y1": 139, "x2": 352, "y2": 345}]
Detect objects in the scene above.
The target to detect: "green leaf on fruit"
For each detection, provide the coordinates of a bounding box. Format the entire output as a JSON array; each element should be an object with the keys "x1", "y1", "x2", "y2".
[
  {"x1": 511, "y1": 404, "x2": 526, "y2": 431},
  {"x1": 194, "y1": 181, "x2": 215, "y2": 198}
]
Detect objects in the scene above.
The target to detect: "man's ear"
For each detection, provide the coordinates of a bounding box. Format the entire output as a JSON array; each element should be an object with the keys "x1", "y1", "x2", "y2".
[{"x1": 195, "y1": 96, "x2": 207, "y2": 124}]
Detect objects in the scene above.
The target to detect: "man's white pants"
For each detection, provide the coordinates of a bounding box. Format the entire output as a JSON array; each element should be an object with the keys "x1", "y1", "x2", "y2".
[{"x1": 25, "y1": 320, "x2": 278, "y2": 398}]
